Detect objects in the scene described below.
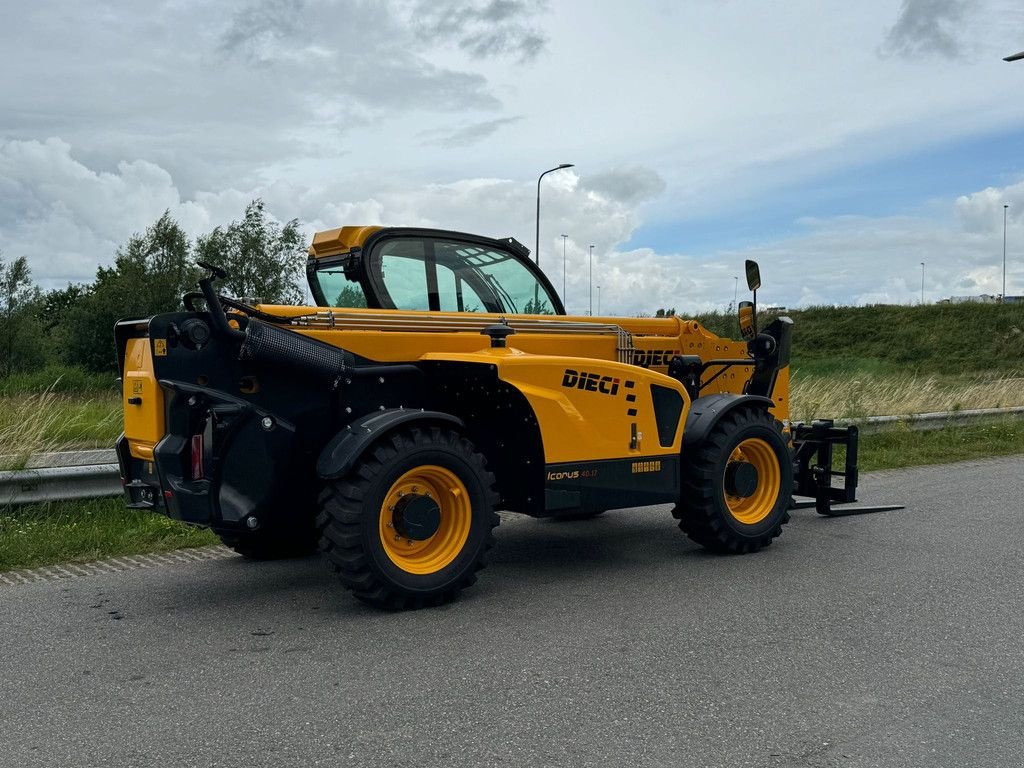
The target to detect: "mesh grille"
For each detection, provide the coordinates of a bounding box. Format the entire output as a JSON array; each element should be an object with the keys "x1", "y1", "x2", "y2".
[{"x1": 238, "y1": 319, "x2": 347, "y2": 377}]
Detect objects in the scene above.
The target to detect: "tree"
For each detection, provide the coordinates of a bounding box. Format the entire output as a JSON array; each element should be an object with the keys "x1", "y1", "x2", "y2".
[
  {"x1": 654, "y1": 307, "x2": 676, "y2": 318},
  {"x1": 65, "y1": 212, "x2": 196, "y2": 372},
  {"x1": 523, "y1": 297, "x2": 554, "y2": 315},
  {"x1": 0, "y1": 252, "x2": 45, "y2": 377},
  {"x1": 195, "y1": 200, "x2": 306, "y2": 304},
  {"x1": 335, "y1": 284, "x2": 368, "y2": 308}
]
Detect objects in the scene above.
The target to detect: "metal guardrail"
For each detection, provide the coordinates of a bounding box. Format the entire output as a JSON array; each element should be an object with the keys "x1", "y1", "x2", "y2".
[
  {"x1": 2, "y1": 406, "x2": 1022, "y2": 507},
  {"x1": 0, "y1": 464, "x2": 121, "y2": 506},
  {"x1": 843, "y1": 405, "x2": 1024, "y2": 434}
]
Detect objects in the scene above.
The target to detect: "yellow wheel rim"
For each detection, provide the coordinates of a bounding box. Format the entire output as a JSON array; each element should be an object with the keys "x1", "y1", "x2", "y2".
[
  {"x1": 723, "y1": 438, "x2": 781, "y2": 525},
  {"x1": 378, "y1": 465, "x2": 472, "y2": 575}
]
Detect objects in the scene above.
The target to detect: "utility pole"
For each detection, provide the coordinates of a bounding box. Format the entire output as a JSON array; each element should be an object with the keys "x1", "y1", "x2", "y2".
[
  {"x1": 561, "y1": 234, "x2": 568, "y2": 307},
  {"x1": 597, "y1": 285, "x2": 601, "y2": 315},
  {"x1": 920, "y1": 261, "x2": 925, "y2": 305},
  {"x1": 588, "y1": 245, "x2": 595, "y2": 315},
  {"x1": 1004, "y1": 204, "x2": 1009, "y2": 302},
  {"x1": 534, "y1": 164, "x2": 574, "y2": 266}
]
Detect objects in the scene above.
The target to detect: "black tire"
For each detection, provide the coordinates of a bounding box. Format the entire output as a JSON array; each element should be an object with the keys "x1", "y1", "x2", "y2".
[
  {"x1": 217, "y1": 515, "x2": 319, "y2": 560},
  {"x1": 317, "y1": 426, "x2": 499, "y2": 610},
  {"x1": 673, "y1": 408, "x2": 792, "y2": 554}
]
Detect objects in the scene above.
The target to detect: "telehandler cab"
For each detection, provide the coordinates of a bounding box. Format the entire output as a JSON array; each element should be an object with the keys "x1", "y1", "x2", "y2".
[{"x1": 116, "y1": 226, "x2": 886, "y2": 609}]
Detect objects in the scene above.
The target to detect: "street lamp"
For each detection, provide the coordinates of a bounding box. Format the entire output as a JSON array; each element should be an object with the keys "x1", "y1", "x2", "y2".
[
  {"x1": 561, "y1": 234, "x2": 568, "y2": 306},
  {"x1": 588, "y1": 245, "x2": 595, "y2": 315},
  {"x1": 597, "y1": 285, "x2": 601, "y2": 315},
  {"x1": 1004, "y1": 204, "x2": 1009, "y2": 302},
  {"x1": 535, "y1": 164, "x2": 574, "y2": 266},
  {"x1": 920, "y1": 261, "x2": 925, "y2": 305}
]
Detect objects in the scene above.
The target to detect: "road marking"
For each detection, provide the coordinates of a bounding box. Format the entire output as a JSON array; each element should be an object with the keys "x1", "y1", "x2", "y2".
[{"x1": 0, "y1": 546, "x2": 235, "y2": 587}]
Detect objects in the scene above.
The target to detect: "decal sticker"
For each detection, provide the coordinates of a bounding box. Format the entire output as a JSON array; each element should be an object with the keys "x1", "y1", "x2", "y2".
[
  {"x1": 153, "y1": 339, "x2": 168, "y2": 356},
  {"x1": 631, "y1": 460, "x2": 662, "y2": 474},
  {"x1": 630, "y1": 349, "x2": 680, "y2": 368},
  {"x1": 561, "y1": 369, "x2": 622, "y2": 396}
]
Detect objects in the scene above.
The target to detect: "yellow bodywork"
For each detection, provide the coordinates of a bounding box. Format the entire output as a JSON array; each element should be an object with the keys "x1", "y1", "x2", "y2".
[
  {"x1": 258, "y1": 304, "x2": 792, "y2": 465},
  {"x1": 122, "y1": 337, "x2": 164, "y2": 460},
  {"x1": 123, "y1": 302, "x2": 791, "y2": 465}
]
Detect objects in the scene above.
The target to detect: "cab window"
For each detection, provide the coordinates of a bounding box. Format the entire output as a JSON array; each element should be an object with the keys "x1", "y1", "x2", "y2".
[
  {"x1": 379, "y1": 240, "x2": 430, "y2": 311},
  {"x1": 434, "y1": 241, "x2": 557, "y2": 315},
  {"x1": 316, "y1": 266, "x2": 367, "y2": 308},
  {"x1": 367, "y1": 236, "x2": 559, "y2": 314}
]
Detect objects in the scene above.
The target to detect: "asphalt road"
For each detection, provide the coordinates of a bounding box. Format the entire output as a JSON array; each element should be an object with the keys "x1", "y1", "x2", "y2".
[{"x1": 3, "y1": 456, "x2": 1023, "y2": 768}]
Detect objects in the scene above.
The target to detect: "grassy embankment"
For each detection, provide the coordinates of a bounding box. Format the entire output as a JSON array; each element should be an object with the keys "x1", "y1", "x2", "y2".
[
  {"x1": 695, "y1": 301, "x2": 1024, "y2": 420},
  {"x1": 1, "y1": 302, "x2": 1023, "y2": 571}
]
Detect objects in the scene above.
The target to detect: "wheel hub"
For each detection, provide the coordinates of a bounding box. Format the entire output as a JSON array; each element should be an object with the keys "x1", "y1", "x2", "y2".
[
  {"x1": 392, "y1": 494, "x2": 442, "y2": 541},
  {"x1": 725, "y1": 461, "x2": 759, "y2": 498}
]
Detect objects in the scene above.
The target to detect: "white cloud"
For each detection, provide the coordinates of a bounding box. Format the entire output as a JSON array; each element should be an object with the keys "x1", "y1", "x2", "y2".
[{"x1": 3, "y1": 138, "x2": 1022, "y2": 316}]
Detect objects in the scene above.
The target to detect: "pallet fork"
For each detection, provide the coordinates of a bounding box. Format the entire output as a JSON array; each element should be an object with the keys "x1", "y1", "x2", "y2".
[{"x1": 790, "y1": 420, "x2": 904, "y2": 516}]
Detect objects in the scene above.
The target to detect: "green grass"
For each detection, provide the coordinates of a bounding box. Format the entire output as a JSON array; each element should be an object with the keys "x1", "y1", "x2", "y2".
[
  {"x1": 858, "y1": 418, "x2": 1024, "y2": 472},
  {"x1": 0, "y1": 498, "x2": 217, "y2": 572},
  {"x1": 693, "y1": 302, "x2": 1024, "y2": 377},
  {"x1": 2, "y1": 420, "x2": 1021, "y2": 572},
  {"x1": 0, "y1": 365, "x2": 117, "y2": 396}
]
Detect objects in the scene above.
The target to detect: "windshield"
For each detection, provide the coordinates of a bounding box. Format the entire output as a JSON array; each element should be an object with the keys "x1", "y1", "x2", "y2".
[{"x1": 312, "y1": 236, "x2": 560, "y2": 314}]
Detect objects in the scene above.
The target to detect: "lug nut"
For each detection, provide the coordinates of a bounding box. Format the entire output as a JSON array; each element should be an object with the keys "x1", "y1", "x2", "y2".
[
  {"x1": 246, "y1": 516, "x2": 260, "y2": 530},
  {"x1": 260, "y1": 416, "x2": 274, "y2": 430}
]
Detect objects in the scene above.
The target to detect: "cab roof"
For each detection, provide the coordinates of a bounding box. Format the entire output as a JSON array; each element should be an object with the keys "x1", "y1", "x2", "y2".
[{"x1": 307, "y1": 226, "x2": 384, "y2": 258}]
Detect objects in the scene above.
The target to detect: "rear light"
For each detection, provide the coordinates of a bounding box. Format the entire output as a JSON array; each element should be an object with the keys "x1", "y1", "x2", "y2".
[{"x1": 191, "y1": 433, "x2": 204, "y2": 480}]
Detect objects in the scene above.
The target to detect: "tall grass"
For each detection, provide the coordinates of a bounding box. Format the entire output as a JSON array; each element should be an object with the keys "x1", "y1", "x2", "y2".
[
  {"x1": 790, "y1": 372, "x2": 1024, "y2": 421},
  {"x1": 0, "y1": 387, "x2": 121, "y2": 470}
]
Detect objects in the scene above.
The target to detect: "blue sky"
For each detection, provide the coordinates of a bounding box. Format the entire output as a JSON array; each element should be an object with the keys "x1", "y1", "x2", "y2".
[
  {"x1": 629, "y1": 126, "x2": 1024, "y2": 254},
  {"x1": 2, "y1": 0, "x2": 1023, "y2": 313}
]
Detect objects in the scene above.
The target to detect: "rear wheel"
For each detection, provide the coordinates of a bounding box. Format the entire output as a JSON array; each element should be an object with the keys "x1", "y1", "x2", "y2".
[
  {"x1": 673, "y1": 408, "x2": 792, "y2": 553},
  {"x1": 317, "y1": 426, "x2": 499, "y2": 609}
]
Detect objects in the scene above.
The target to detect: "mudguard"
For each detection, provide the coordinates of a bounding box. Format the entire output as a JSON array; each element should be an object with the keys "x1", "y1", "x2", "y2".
[
  {"x1": 681, "y1": 393, "x2": 775, "y2": 448},
  {"x1": 316, "y1": 409, "x2": 465, "y2": 480}
]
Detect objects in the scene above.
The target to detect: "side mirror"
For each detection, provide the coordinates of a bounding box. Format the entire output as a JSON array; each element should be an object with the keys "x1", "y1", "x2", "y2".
[
  {"x1": 738, "y1": 300, "x2": 756, "y2": 340},
  {"x1": 744, "y1": 260, "x2": 761, "y2": 292}
]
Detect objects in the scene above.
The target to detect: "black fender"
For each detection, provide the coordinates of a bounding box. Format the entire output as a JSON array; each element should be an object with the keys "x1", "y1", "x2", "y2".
[
  {"x1": 681, "y1": 393, "x2": 776, "y2": 449},
  {"x1": 316, "y1": 409, "x2": 465, "y2": 480}
]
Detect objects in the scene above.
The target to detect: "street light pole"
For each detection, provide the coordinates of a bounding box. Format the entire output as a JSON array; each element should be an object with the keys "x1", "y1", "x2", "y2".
[
  {"x1": 733, "y1": 276, "x2": 738, "y2": 308},
  {"x1": 561, "y1": 234, "x2": 568, "y2": 307},
  {"x1": 588, "y1": 244, "x2": 595, "y2": 315},
  {"x1": 597, "y1": 285, "x2": 601, "y2": 315},
  {"x1": 920, "y1": 261, "x2": 925, "y2": 305},
  {"x1": 1004, "y1": 204, "x2": 1009, "y2": 302},
  {"x1": 535, "y1": 164, "x2": 574, "y2": 266}
]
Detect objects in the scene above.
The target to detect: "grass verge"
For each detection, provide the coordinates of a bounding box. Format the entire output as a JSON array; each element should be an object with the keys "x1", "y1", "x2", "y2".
[
  {"x1": 0, "y1": 498, "x2": 217, "y2": 572},
  {"x1": 857, "y1": 418, "x2": 1024, "y2": 472},
  {"x1": 2, "y1": 420, "x2": 1022, "y2": 572}
]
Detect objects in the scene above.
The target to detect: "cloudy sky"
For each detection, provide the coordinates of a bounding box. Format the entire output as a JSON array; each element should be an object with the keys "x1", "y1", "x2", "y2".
[{"x1": 2, "y1": 0, "x2": 1023, "y2": 314}]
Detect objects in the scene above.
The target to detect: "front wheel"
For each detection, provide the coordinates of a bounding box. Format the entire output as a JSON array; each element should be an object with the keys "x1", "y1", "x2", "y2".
[
  {"x1": 317, "y1": 426, "x2": 499, "y2": 609},
  {"x1": 673, "y1": 408, "x2": 792, "y2": 553}
]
